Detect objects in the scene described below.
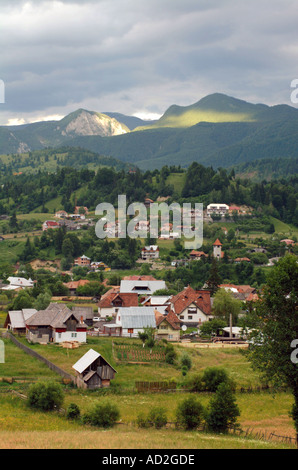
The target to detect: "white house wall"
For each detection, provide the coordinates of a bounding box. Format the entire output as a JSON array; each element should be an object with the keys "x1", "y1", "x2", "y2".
[{"x1": 54, "y1": 331, "x2": 86, "y2": 343}]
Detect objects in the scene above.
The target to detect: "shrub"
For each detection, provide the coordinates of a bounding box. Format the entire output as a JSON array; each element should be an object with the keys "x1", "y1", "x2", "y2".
[
  {"x1": 206, "y1": 383, "x2": 240, "y2": 433},
  {"x1": 137, "y1": 407, "x2": 168, "y2": 429},
  {"x1": 148, "y1": 407, "x2": 168, "y2": 429},
  {"x1": 66, "y1": 403, "x2": 81, "y2": 420},
  {"x1": 27, "y1": 381, "x2": 64, "y2": 411},
  {"x1": 181, "y1": 366, "x2": 188, "y2": 376},
  {"x1": 165, "y1": 349, "x2": 177, "y2": 365},
  {"x1": 136, "y1": 412, "x2": 151, "y2": 429},
  {"x1": 82, "y1": 401, "x2": 120, "y2": 428},
  {"x1": 175, "y1": 397, "x2": 205, "y2": 430},
  {"x1": 202, "y1": 367, "x2": 234, "y2": 392},
  {"x1": 187, "y1": 374, "x2": 204, "y2": 392},
  {"x1": 180, "y1": 353, "x2": 192, "y2": 371}
]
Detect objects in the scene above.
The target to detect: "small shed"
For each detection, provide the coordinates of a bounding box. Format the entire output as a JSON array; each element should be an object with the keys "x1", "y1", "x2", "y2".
[{"x1": 72, "y1": 349, "x2": 117, "y2": 389}]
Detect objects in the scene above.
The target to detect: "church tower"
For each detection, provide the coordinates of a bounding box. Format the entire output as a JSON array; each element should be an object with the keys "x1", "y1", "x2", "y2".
[{"x1": 213, "y1": 238, "x2": 223, "y2": 259}]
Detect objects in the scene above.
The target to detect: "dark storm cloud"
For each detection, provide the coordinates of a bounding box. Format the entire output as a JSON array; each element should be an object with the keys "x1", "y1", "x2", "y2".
[{"x1": 1, "y1": 0, "x2": 298, "y2": 124}]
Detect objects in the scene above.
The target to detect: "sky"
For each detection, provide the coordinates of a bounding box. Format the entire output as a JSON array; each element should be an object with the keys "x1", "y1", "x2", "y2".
[{"x1": 1, "y1": 0, "x2": 298, "y2": 125}]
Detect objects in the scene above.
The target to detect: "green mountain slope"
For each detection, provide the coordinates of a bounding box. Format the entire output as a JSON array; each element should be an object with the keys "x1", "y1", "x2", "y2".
[{"x1": 1, "y1": 93, "x2": 298, "y2": 171}]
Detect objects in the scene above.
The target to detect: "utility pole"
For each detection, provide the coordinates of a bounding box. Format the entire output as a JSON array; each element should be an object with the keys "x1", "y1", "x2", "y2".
[{"x1": 229, "y1": 313, "x2": 233, "y2": 338}]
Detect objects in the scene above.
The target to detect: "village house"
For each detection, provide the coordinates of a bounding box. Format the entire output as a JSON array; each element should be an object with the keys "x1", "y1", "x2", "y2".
[
  {"x1": 72, "y1": 349, "x2": 117, "y2": 389},
  {"x1": 154, "y1": 308, "x2": 181, "y2": 342},
  {"x1": 280, "y1": 239, "x2": 295, "y2": 246},
  {"x1": 90, "y1": 261, "x2": 110, "y2": 271},
  {"x1": 219, "y1": 284, "x2": 258, "y2": 302},
  {"x1": 207, "y1": 203, "x2": 229, "y2": 217},
  {"x1": 55, "y1": 210, "x2": 68, "y2": 218},
  {"x1": 42, "y1": 220, "x2": 60, "y2": 231},
  {"x1": 97, "y1": 290, "x2": 139, "y2": 318},
  {"x1": 74, "y1": 255, "x2": 91, "y2": 267},
  {"x1": 71, "y1": 306, "x2": 95, "y2": 327},
  {"x1": 141, "y1": 245, "x2": 160, "y2": 260},
  {"x1": 4, "y1": 308, "x2": 37, "y2": 334},
  {"x1": 1, "y1": 276, "x2": 35, "y2": 292},
  {"x1": 25, "y1": 303, "x2": 87, "y2": 344},
  {"x1": 142, "y1": 295, "x2": 171, "y2": 308},
  {"x1": 169, "y1": 285, "x2": 212, "y2": 327},
  {"x1": 120, "y1": 279, "x2": 166, "y2": 296},
  {"x1": 63, "y1": 279, "x2": 90, "y2": 296},
  {"x1": 189, "y1": 250, "x2": 208, "y2": 260},
  {"x1": 234, "y1": 257, "x2": 251, "y2": 264},
  {"x1": 112, "y1": 306, "x2": 157, "y2": 338}
]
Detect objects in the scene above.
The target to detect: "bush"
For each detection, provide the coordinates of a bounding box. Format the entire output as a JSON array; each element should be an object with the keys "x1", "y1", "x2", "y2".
[
  {"x1": 66, "y1": 403, "x2": 81, "y2": 420},
  {"x1": 148, "y1": 407, "x2": 168, "y2": 429},
  {"x1": 82, "y1": 401, "x2": 120, "y2": 428},
  {"x1": 136, "y1": 412, "x2": 151, "y2": 429},
  {"x1": 180, "y1": 353, "x2": 192, "y2": 371},
  {"x1": 175, "y1": 397, "x2": 205, "y2": 430},
  {"x1": 187, "y1": 374, "x2": 204, "y2": 392},
  {"x1": 137, "y1": 407, "x2": 168, "y2": 429},
  {"x1": 27, "y1": 381, "x2": 64, "y2": 411},
  {"x1": 202, "y1": 367, "x2": 233, "y2": 392},
  {"x1": 206, "y1": 383, "x2": 240, "y2": 433},
  {"x1": 165, "y1": 349, "x2": 177, "y2": 365}
]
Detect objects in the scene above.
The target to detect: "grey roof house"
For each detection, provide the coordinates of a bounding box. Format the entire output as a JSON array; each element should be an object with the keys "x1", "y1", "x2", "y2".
[
  {"x1": 4, "y1": 309, "x2": 37, "y2": 333},
  {"x1": 119, "y1": 280, "x2": 166, "y2": 295},
  {"x1": 110, "y1": 306, "x2": 157, "y2": 338},
  {"x1": 26, "y1": 303, "x2": 88, "y2": 344},
  {"x1": 72, "y1": 348, "x2": 117, "y2": 389}
]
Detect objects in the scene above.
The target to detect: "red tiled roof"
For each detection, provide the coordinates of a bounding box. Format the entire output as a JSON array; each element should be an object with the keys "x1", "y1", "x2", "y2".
[
  {"x1": 190, "y1": 250, "x2": 208, "y2": 257},
  {"x1": 154, "y1": 308, "x2": 181, "y2": 330},
  {"x1": 213, "y1": 238, "x2": 222, "y2": 246},
  {"x1": 170, "y1": 286, "x2": 211, "y2": 316},
  {"x1": 98, "y1": 291, "x2": 138, "y2": 308},
  {"x1": 64, "y1": 280, "x2": 90, "y2": 289},
  {"x1": 219, "y1": 284, "x2": 255, "y2": 294}
]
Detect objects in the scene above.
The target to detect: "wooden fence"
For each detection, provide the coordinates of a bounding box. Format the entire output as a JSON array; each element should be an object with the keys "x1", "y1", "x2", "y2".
[
  {"x1": 135, "y1": 381, "x2": 177, "y2": 392},
  {"x1": 2, "y1": 332, "x2": 76, "y2": 385}
]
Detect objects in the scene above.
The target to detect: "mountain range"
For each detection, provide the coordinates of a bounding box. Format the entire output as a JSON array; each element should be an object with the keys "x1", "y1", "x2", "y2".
[{"x1": 1, "y1": 93, "x2": 298, "y2": 171}]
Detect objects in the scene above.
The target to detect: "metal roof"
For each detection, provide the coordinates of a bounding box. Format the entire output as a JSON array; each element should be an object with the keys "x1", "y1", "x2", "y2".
[
  {"x1": 72, "y1": 349, "x2": 100, "y2": 374},
  {"x1": 8, "y1": 309, "x2": 37, "y2": 329},
  {"x1": 120, "y1": 280, "x2": 166, "y2": 294},
  {"x1": 117, "y1": 307, "x2": 156, "y2": 329}
]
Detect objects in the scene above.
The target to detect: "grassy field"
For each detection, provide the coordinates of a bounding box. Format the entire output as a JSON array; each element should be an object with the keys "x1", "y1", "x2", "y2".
[{"x1": 0, "y1": 335, "x2": 296, "y2": 448}]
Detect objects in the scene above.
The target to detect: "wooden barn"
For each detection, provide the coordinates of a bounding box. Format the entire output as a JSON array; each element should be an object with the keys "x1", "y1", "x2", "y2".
[{"x1": 72, "y1": 349, "x2": 117, "y2": 389}]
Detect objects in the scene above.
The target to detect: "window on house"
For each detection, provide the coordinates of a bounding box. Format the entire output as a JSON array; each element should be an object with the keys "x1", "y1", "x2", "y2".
[
  {"x1": 71, "y1": 333, "x2": 77, "y2": 338},
  {"x1": 180, "y1": 316, "x2": 184, "y2": 320},
  {"x1": 188, "y1": 315, "x2": 193, "y2": 320}
]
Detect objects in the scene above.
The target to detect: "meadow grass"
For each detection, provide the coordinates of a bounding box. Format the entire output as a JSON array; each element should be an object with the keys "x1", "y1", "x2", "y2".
[
  {"x1": 0, "y1": 392, "x2": 295, "y2": 449},
  {"x1": 0, "y1": 335, "x2": 296, "y2": 449}
]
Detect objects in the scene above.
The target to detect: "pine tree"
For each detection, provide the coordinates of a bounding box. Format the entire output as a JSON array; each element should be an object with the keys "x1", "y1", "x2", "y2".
[
  {"x1": 206, "y1": 382, "x2": 240, "y2": 433},
  {"x1": 206, "y1": 258, "x2": 222, "y2": 295}
]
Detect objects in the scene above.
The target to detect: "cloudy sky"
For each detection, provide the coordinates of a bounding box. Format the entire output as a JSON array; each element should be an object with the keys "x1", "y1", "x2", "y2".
[{"x1": 1, "y1": 0, "x2": 298, "y2": 125}]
